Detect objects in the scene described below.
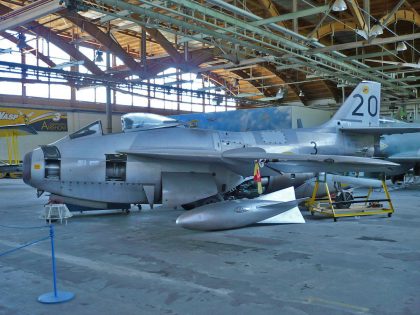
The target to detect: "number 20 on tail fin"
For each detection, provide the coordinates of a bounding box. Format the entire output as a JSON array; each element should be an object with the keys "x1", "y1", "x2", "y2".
[{"x1": 327, "y1": 81, "x2": 381, "y2": 128}]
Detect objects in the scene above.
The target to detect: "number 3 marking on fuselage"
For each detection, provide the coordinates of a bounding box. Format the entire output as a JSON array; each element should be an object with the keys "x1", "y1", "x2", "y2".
[
  {"x1": 310, "y1": 141, "x2": 318, "y2": 155},
  {"x1": 351, "y1": 94, "x2": 378, "y2": 117}
]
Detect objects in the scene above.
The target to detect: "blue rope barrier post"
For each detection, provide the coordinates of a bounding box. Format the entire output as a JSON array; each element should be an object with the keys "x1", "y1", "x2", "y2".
[{"x1": 38, "y1": 225, "x2": 75, "y2": 304}]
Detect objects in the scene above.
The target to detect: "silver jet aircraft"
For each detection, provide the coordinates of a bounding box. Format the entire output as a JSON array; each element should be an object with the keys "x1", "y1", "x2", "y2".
[{"x1": 23, "y1": 81, "x2": 415, "y2": 211}]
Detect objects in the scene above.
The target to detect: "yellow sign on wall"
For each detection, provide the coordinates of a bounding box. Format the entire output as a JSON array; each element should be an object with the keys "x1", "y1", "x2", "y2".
[{"x1": 0, "y1": 107, "x2": 68, "y2": 131}]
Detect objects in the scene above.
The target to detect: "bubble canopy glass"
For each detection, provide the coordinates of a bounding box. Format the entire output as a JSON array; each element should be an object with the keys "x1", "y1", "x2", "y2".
[{"x1": 121, "y1": 113, "x2": 182, "y2": 132}]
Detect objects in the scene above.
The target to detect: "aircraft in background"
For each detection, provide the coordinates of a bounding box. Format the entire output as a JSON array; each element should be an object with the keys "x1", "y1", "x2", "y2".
[
  {"x1": 375, "y1": 118, "x2": 420, "y2": 181},
  {"x1": 23, "y1": 81, "x2": 419, "y2": 212}
]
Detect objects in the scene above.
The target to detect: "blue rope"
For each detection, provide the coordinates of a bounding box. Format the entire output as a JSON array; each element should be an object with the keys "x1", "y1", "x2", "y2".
[
  {"x1": 0, "y1": 224, "x2": 49, "y2": 230},
  {"x1": 0, "y1": 236, "x2": 50, "y2": 258}
]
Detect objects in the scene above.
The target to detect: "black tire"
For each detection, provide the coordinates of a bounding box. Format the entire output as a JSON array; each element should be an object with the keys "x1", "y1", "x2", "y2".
[{"x1": 335, "y1": 191, "x2": 354, "y2": 209}]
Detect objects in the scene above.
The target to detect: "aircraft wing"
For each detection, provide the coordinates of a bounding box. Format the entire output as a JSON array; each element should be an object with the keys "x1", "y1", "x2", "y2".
[
  {"x1": 387, "y1": 151, "x2": 420, "y2": 162},
  {"x1": 0, "y1": 124, "x2": 37, "y2": 137},
  {"x1": 120, "y1": 149, "x2": 221, "y2": 162},
  {"x1": 339, "y1": 126, "x2": 420, "y2": 135},
  {"x1": 222, "y1": 147, "x2": 398, "y2": 173},
  {"x1": 121, "y1": 147, "x2": 399, "y2": 173}
]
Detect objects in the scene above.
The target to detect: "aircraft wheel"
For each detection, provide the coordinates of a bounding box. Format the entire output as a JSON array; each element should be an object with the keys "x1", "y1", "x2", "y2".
[
  {"x1": 335, "y1": 190, "x2": 354, "y2": 209},
  {"x1": 388, "y1": 213, "x2": 392, "y2": 217},
  {"x1": 0, "y1": 172, "x2": 6, "y2": 179},
  {"x1": 123, "y1": 209, "x2": 130, "y2": 215},
  {"x1": 334, "y1": 218, "x2": 337, "y2": 222}
]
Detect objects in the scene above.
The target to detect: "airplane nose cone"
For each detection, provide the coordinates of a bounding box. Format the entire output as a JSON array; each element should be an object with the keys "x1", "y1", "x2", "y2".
[
  {"x1": 175, "y1": 213, "x2": 194, "y2": 227},
  {"x1": 176, "y1": 212, "x2": 206, "y2": 230},
  {"x1": 22, "y1": 151, "x2": 32, "y2": 185}
]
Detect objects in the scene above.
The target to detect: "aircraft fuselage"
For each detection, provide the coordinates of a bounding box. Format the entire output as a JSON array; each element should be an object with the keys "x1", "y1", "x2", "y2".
[{"x1": 23, "y1": 126, "x2": 375, "y2": 207}]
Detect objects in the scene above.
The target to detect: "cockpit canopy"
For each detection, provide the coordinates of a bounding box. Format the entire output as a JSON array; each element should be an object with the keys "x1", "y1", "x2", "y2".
[{"x1": 121, "y1": 113, "x2": 182, "y2": 132}]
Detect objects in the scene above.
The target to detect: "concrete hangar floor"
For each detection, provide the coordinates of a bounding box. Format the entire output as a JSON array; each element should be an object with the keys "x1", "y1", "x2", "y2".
[{"x1": 0, "y1": 178, "x2": 419, "y2": 315}]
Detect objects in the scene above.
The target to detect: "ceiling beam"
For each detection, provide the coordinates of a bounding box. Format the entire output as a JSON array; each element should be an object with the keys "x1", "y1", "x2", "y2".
[
  {"x1": 0, "y1": 0, "x2": 63, "y2": 32},
  {"x1": 347, "y1": 0, "x2": 368, "y2": 33},
  {"x1": 143, "y1": 27, "x2": 183, "y2": 63},
  {"x1": 252, "y1": 5, "x2": 330, "y2": 26},
  {"x1": 0, "y1": 4, "x2": 103, "y2": 75},
  {"x1": 0, "y1": 31, "x2": 56, "y2": 67},
  {"x1": 307, "y1": 32, "x2": 420, "y2": 54},
  {"x1": 62, "y1": 10, "x2": 143, "y2": 73},
  {"x1": 316, "y1": 10, "x2": 420, "y2": 40},
  {"x1": 121, "y1": 48, "x2": 217, "y2": 80},
  {"x1": 231, "y1": 69, "x2": 270, "y2": 97},
  {"x1": 205, "y1": 71, "x2": 236, "y2": 94},
  {"x1": 340, "y1": 50, "x2": 398, "y2": 60},
  {"x1": 262, "y1": 64, "x2": 306, "y2": 104},
  {"x1": 380, "y1": 0, "x2": 408, "y2": 26}
]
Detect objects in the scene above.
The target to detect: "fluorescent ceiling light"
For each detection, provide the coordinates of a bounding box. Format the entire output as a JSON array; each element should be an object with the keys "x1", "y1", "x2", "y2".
[
  {"x1": 95, "y1": 50, "x2": 104, "y2": 63},
  {"x1": 276, "y1": 88, "x2": 285, "y2": 99},
  {"x1": 396, "y1": 42, "x2": 407, "y2": 52},
  {"x1": 16, "y1": 33, "x2": 26, "y2": 50},
  {"x1": 370, "y1": 24, "x2": 383, "y2": 36},
  {"x1": 332, "y1": 0, "x2": 347, "y2": 12},
  {"x1": 356, "y1": 29, "x2": 368, "y2": 40}
]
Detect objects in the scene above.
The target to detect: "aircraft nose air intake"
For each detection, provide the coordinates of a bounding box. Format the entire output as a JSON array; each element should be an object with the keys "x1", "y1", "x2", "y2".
[{"x1": 22, "y1": 151, "x2": 32, "y2": 185}]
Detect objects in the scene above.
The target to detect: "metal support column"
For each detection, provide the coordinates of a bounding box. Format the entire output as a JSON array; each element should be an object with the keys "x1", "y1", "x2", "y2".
[
  {"x1": 105, "y1": 48, "x2": 112, "y2": 134},
  {"x1": 141, "y1": 27, "x2": 147, "y2": 71}
]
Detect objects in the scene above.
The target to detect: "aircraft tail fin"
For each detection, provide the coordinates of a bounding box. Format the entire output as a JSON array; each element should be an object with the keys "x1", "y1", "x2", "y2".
[{"x1": 324, "y1": 81, "x2": 381, "y2": 128}]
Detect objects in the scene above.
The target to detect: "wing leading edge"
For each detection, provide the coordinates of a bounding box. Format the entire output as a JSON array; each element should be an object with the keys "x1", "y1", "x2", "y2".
[
  {"x1": 120, "y1": 147, "x2": 399, "y2": 173},
  {"x1": 339, "y1": 126, "x2": 420, "y2": 135}
]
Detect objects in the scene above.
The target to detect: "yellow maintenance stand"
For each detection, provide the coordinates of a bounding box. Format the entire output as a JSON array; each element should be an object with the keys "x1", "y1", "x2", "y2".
[
  {"x1": 0, "y1": 124, "x2": 37, "y2": 178},
  {"x1": 306, "y1": 174, "x2": 394, "y2": 221}
]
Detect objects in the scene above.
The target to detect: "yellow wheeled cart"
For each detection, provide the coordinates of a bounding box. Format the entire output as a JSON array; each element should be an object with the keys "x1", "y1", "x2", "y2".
[{"x1": 306, "y1": 174, "x2": 394, "y2": 221}]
